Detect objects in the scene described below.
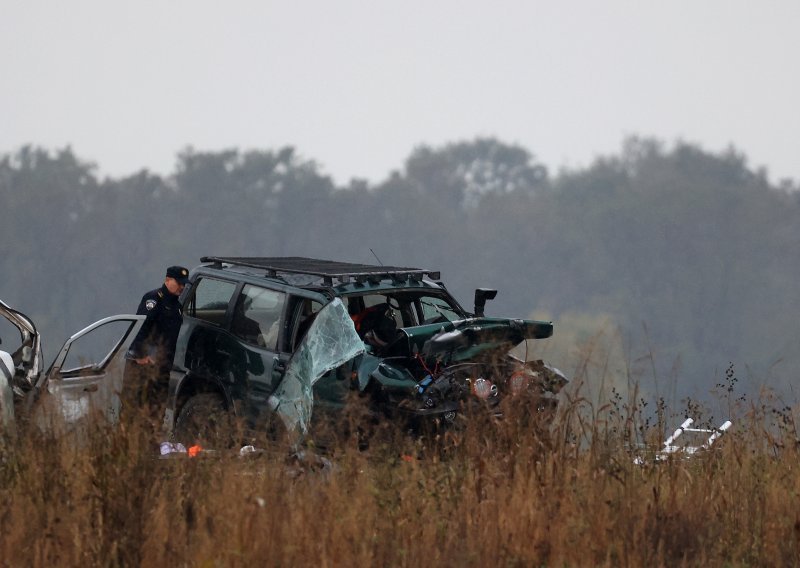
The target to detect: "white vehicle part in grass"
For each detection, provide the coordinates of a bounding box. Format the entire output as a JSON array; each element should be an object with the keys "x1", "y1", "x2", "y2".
[
  {"x1": 634, "y1": 417, "x2": 733, "y2": 465},
  {"x1": 268, "y1": 298, "x2": 365, "y2": 438},
  {"x1": 661, "y1": 417, "x2": 733, "y2": 455}
]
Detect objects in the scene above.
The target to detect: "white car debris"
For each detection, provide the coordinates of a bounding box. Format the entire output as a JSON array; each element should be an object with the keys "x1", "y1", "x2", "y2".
[{"x1": 634, "y1": 417, "x2": 733, "y2": 465}]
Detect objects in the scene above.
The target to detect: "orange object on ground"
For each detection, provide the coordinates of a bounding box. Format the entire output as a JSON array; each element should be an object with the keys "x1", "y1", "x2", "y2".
[{"x1": 187, "y1": 445, "x2": 203, "y2": 457}]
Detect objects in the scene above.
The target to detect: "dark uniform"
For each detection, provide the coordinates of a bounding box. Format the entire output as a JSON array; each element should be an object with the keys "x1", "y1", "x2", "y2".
[
  {"x1": 128, "y1": 285, "x2": 184, "y2": 372},
  {"x1": 122, "y1": 266, "x2": 188, "y2": 422}
]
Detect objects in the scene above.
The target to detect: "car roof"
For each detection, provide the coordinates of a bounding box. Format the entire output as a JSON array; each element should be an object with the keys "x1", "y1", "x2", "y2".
[
  {"x1": 190, "y1": 257, "x2": 469, "y2": 320},
  {"x1": 200, "y1": 256, "x2": 440, "y2": 286}
]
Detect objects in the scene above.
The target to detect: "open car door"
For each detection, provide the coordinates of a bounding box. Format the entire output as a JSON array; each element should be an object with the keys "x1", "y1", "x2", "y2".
[{"x1": 39, "y1": 315, "x2": 144, "y2": 428}]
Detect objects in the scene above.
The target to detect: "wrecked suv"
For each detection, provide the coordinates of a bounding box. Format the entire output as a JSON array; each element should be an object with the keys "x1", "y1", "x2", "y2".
[{"x1": 166, "y1": 257, "x2": 567, "y2": 445}]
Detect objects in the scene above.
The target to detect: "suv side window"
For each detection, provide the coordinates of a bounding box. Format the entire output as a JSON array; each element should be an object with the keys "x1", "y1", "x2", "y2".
[
  {"x1": 230, "y1": 285, "x2": 286, "y2": 351},
  {"x1": 185, "y1": 277, "x2": 237, "y2": 326}
]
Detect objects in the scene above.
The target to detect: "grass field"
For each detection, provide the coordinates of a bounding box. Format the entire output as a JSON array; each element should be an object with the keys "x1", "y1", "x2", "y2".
[{"x1": 2, "y1": 375, "x2": 799, "y2": 567}]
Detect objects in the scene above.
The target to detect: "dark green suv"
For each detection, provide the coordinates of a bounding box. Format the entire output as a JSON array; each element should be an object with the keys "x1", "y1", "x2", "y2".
[{"x1": 165, "y1": 257, "x2": 567, "y2": 445}]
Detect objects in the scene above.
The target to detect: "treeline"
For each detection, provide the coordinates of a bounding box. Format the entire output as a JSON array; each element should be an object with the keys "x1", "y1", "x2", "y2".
[{"x1": 1, "y1": 138, "x2": 799, "y2": 400}]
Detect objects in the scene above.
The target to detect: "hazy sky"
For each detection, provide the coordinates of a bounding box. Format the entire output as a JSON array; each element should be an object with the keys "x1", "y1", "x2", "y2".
[{"x1": 2, "y1": 1, "x2": 798, "y2": 185}]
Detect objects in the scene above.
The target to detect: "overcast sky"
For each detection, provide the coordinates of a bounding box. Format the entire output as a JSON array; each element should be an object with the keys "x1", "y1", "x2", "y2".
[{"x1": 2, "y1": 1, "x2": 798, "y2": 185}]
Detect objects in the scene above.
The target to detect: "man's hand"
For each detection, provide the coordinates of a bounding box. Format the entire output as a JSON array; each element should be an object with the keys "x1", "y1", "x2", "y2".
[{"x1": 135, "y1": 356, "x2": 155, "y2": 365}]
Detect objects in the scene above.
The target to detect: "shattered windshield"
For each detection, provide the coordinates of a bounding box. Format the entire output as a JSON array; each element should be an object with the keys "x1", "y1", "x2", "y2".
[
  {"x1": 268, "y1": 298, "x2": 365, "y2": 439},
  {"x1": 418, "y1": 295, "x2": 461, "y2": 324}
]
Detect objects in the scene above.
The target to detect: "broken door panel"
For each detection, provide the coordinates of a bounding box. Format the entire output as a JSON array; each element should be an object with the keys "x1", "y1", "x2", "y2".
[{"x1": 44, "y1": 315, "x2": 144, "y2": 427}]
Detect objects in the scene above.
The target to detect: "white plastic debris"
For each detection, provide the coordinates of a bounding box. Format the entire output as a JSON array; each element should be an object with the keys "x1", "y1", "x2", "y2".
[
  {"x1": 159, "y1": 441, "x2": 187, "y2": 455},
  {"x1": 239, "y1": 444, "x2": 257, "y2": 456}
]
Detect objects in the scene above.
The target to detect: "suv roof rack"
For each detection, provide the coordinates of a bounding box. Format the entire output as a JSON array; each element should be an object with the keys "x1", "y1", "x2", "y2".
[{"x1": 200, "y1": 256, "x2": 441, "y2": 286}]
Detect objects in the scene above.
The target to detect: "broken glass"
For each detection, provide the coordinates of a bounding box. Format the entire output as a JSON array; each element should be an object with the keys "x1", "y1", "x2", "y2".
[{"x1": 268, "y1": 298, "x2": 365, "y2": 438}]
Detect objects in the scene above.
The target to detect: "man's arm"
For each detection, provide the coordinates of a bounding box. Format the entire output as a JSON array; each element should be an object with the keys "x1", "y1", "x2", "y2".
[{"x1": 127, "y1": 291, "x2": 161, "y2": 364}]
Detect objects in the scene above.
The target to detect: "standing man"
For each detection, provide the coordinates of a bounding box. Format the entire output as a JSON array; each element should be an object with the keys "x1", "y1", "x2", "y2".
[{"x1": 123, "y1": 265, "x2": 189, "y2": 422}]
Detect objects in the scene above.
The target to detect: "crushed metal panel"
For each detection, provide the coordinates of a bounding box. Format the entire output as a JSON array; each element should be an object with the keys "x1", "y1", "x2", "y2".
[
  {"x1": 268, "y1": 298, "x2": 365, "y2": 438},
  {"x1": 1, "y1": 299, "x2": 44, "y2": 432},
  {"x1": 416, "y1": 318, "x2": 553, "y2": 362},
  {"x1": 0, "y1": 299, "x2": 43, "y2": 395}
]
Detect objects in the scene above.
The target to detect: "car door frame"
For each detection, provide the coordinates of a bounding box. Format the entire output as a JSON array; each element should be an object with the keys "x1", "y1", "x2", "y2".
[{"x1": 42, "y1": 314, "x2": 145, "y2": 426}]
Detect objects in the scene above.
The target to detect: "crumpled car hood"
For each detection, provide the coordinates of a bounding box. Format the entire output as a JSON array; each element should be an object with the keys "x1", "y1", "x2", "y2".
[{"x1": 390, "y1": 317, "x2": 553, "y2": 363}]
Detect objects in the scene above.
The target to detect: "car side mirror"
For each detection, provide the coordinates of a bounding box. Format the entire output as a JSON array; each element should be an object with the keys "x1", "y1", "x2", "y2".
[{"x1": 474, "y1": 288, "x2": 498, "y2": 317}]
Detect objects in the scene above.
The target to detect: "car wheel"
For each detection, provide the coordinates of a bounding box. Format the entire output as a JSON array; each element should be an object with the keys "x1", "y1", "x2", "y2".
[{"x1": 174, "y1": 392, "x2": 235, "y2": 449}]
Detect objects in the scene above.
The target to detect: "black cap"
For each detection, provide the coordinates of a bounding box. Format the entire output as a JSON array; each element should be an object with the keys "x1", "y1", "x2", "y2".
[{"x1": 166, "y1": 265, "x2": 190, "y2": 284}]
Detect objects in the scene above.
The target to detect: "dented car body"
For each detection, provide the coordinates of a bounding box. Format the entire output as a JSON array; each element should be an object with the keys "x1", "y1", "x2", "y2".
[{"x1": 166, "y1": 257, "x2": 567, "y2": 444}]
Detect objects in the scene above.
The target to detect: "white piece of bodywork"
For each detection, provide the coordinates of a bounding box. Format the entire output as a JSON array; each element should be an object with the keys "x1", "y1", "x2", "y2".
[
  {"x1": 1, "y1": 350, "x2": 14, "y2": 431},
  {"x1": 268, "y1": 298, "x2": 365, "y2": 439}
]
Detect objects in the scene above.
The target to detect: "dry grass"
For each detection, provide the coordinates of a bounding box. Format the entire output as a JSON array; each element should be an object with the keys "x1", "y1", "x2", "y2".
[{"x1": 2, "y1": 377, "x2": 800, "y2": 567}]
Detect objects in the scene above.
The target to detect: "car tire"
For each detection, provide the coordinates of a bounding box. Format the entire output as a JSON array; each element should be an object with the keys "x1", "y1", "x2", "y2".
[{"x1": 174, "y1": 392, "x2": 235, "y2": 449}]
